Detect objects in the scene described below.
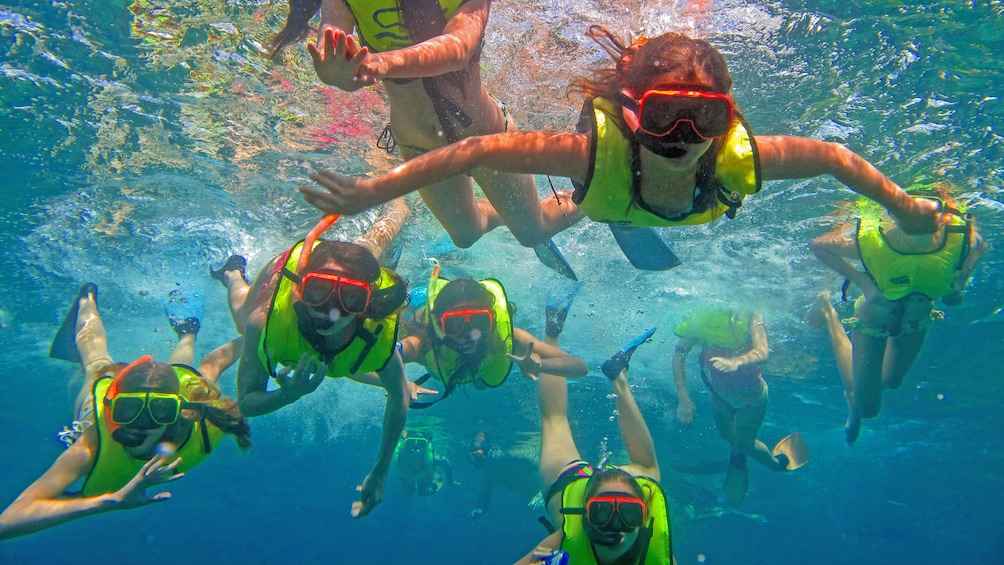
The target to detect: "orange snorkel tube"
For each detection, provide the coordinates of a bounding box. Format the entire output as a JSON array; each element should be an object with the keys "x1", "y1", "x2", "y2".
[
  {"x1": 289, "y1": 214, "x2": 340, "y2": 300},
  {"x1": 103, "y1": 354, "x2": 153, "y2": 435}
]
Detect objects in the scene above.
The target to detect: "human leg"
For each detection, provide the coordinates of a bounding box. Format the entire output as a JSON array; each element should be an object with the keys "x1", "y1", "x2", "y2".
[
  {"x1": 73, "y1": 291, "x2": 112, "y2": 417},
  {"x1": 807, "y1": 290, "x2": 854, "y2": 396},
  {"x1": 882, "y1": 331, "x2": 926, "y2": 390},
  {"x1": 195, "y1": 337, "x2": 243, "y2": 384},
  {"x1": 538, "y1": 373, "x2": 581, "y2": 507},
  {"x1": 352, "y1": 197, "x2": 412, "y2": 259},
  {"x1": 473, "y1": 169, "x2": 583, "y2": 247}
]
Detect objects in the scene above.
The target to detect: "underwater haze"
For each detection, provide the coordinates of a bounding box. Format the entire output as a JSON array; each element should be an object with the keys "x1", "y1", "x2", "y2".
[{"x1": 1, "y1": 0, "x2": 1003, "y2": 564}]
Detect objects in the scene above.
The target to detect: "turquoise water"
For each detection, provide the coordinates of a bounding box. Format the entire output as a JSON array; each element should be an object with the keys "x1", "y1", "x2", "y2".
[{"x1": 1, "y1": 1, "x2": 1002, "y2": 563}]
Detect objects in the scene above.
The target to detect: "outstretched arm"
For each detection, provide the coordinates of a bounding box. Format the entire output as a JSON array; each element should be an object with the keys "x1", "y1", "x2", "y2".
[
  {"x1": 301, "y1": 131, "x2": 590, "y2": 216},
  {"x1": 507, "y1": 328, "x2": 588, "y2": 381},
  {"x1": 360, "y1": 0, "x2": 490, "y2": 81},
  {"x1": 0, "y1": 434, "x2": 180, "y2": 540},
  {"x1": 944, "y1": 227, "x2": 987, "y2": 305},
  {"x1": 611, "y1": 370, "x2": 660, "y2": 481},
  {"x1": 757, "y1": 136, "x2": 946, "y2": 234},
  {"x1": 352, "y1": 352, "x2": 409, "y2": 518}
]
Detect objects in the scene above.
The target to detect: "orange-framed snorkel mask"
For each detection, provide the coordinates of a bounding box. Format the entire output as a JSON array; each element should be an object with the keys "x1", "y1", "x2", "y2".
[
  {"x1": 619, "y1": 87, "x2": 734, "y2": 140},
  {"x1": 282, "y1": 214, "x2": 374, "y2": 315}
]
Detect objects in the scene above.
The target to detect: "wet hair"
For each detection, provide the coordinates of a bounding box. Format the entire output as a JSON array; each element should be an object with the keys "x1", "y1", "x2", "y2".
[
  {"x1": 305, "y1": 240, "x2": 408, "y2": 320},
  {"x1": 431, "y1": 278, "x2": 495, "y2": 320},
  {"x1": 104, "y1": 361, "x2": 252, "y2": 450},
  {"x1": 571, "y1": 26, "x2": 745, "y2": 220},
  {"x1": 269, "y1": 0, "x2": 322, "y2": 59},
  {"x1": 583, "y1": 467, "x2": 646, "y2": 502}
]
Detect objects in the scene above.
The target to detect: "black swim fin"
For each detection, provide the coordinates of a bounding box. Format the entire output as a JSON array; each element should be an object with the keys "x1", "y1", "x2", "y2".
[
  {"x1": 533, "y1": 239, "x2": 578, "y2": 281},
  {"x1": 609, "y1": 226, "x2": 681, "y2": 271},
  {"x1": 49, "y1": 283, "x2": 98, "y2": 363}
]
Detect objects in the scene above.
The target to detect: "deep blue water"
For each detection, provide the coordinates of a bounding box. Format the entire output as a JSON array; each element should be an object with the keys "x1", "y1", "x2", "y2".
[{"x1": 2, "y1": 1, "x2": 1003, "y2": 563}]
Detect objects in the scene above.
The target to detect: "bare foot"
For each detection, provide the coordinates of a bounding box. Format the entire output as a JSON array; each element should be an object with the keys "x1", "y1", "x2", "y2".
[{"x1": 805, "y1": 290, "x2": 832, "y2": 330}]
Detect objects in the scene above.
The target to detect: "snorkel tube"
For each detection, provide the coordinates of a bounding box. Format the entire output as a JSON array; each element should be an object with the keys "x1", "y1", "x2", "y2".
[{"x1": 288, "y1": 214, "x2": 341, "y2": 301}]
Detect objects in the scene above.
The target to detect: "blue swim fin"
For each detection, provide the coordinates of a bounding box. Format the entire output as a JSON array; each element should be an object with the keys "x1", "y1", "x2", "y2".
[
  {"x1": 49, "y1": 283, "x2": 98, "y2": 363},
  {"x1": 163, "y1": 287, "x2": 205, "y2": 337},
  {"x1": 609, "y1": 226, "x2": 681, "y2": 271},
  {"x1": 601, "y1": 327, "x2": 657, "y2": 380},
  {"x1": 533, "y1": 239, "x2": 578, "y2": 281},
  {"x1": 545, "y1": 280, "x2": 581, "y2": 338}
]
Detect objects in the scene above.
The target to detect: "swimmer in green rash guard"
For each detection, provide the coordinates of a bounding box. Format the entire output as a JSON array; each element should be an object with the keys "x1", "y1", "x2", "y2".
[
  {"x1": 272, "y1": 0, "x2": 581, "y2": 278},
  {"x1": 303, "y1": 26, "x2": 947, "y2": 247},
  {"x1": 673, "y1": 309, "x2": 810, "y2": 506},
  {"x1": 0, "y1": 286, "x2": 250, "y2": 541},
  {"x1": 808, "y1": 186, "x2": 986, "y2": 445}
]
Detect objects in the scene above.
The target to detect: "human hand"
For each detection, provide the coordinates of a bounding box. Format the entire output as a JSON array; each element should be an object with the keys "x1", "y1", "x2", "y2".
[
  {"x1": 351, "y1": 472, "x2": 385, "y2": 518},
  {"x1": 709, "y1": 356, "x2": 740, "y2": 373},
  {"x1": 676, "y1": 397, "x2": 696, "y2": 427},
  {"x1": 301, "y1": 171, "x2": 385, "y2": 216},
  {"x1": 111, "y1": 453, "x2": 184, "y2": 510},
  {"x1": 307, "y1": 27, "x2": 374, "y2": 90},
  {"x1": 942, "y1": 290, "x2": 963, "y2": 307},
  {"x1": 359, "y1": 54, "x2": 391, "y2": 82},
  {"x1": 275, "y1": 353, "x2": 327, "y2": 403},
  {"x1": 507, "y1": 342, "x2": 543, "y2": 381},
  {"x1": 407, "y1": 379, "x2": 439, "y2": 402},
  {"x1": 892, "y1": 197, "x2": 949, "y2": 235}
]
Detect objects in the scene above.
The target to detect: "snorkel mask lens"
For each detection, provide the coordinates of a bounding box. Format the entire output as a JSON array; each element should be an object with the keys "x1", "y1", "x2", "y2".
[
  {"x1": 110, "y1": 393, "x2": 183, "y2": 427},
  {"x1": 622, "y1": 88, "x2": 733, "y2": 140},
  {"x1": 300, "y1": 272, "x2": 372, "y2": 314},
  {"x1": 586, "y1": 494, "x2": 647, "y2": 531},
  {"x1": 439, "y1": 309, "x2": 494, "y2": 338}
]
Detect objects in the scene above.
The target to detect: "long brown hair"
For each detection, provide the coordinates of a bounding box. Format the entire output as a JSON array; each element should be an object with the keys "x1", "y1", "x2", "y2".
[
  {"x1": 571, "y1": 26, "x2": 744, "y2": 219},
  {"x1": 269, "y1": 0, "x2": 323, "y2": 59}
]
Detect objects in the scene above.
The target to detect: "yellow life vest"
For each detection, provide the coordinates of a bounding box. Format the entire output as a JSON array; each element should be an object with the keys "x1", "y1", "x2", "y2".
[
  {"x1": 258, "y1": 240, "x2": 400, "y2": 378},
  {"x1": 857, "y1": 202, "x2": 969, "y2": 301},
  {"x1": 558, "y1": 469, "x2": 673, "y2": 565},
  {"x1": 81, "y1": 366, "x2": 224, "y2": 497},
  {"x1": 423, "y1": 277, "x2": 513, "y2": 391},
  {"x1": 343, "y1": 0, "x2": 465, "y2": 53},
  {"x1": 394, "y1": 435, "x2": 436, "y2": 481},
  {"x1": 674, "y1": 309, "x2": 752, "y2": 350},
  {"x1": 573, "y1": 97, "x2": 761, "y2": 227}
]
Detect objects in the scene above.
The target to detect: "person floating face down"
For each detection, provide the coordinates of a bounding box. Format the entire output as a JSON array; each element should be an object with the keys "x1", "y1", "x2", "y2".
[
  {"x1": 273, "y1": 0, "x2": 581, "y2": 266},
  {"x1": 231, "y1": 214, "x2": 412, "y2": 518},
  {"x1": 398, "y1": 267, "x2": 588, "y2": 406},
  {"x1": 0, "y1": 286, "x2": 250, "y2": 541},
  {"x1": 302, "y1": 26, "x2": 946, "y2": 245},
  {"x1": 807, "y1": 187, "x2": 987, "y2": 444},
  {"x1": 514, "y1": 331, "x2": 675, "y2": 565},
  {"x1": 394, "y1": 431, "x2": 458, "y2": 497}
]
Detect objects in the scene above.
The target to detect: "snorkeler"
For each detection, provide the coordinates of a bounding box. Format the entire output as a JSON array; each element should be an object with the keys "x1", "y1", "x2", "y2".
[
  {"x1": 673, "y1": 308, "x2": 810, "y2": 505},
  {"x1": 399, "y1": 264, "x2": 587, "y2": 407},
  {"x1": 808, "y1": 186, "x2": 986, "y2": 444},
  {"x1": 514, "y1": 330, "x2": 674, "y2": 565},
  {"x1": 272, "y1": 0, "x2": 580, "y2": 279},
  {"x1": 214, "y1": 202, "x2": 414, "y2": 518},
  {"x1": 394, "y1": 431, "x2": 459, "y2": 497},
  {"x1": 302, "y1": 27, "x2": 946, "y2": 269},
  {"x1": 0, "y1": 285, "x2": 250, "y2": 541}
]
